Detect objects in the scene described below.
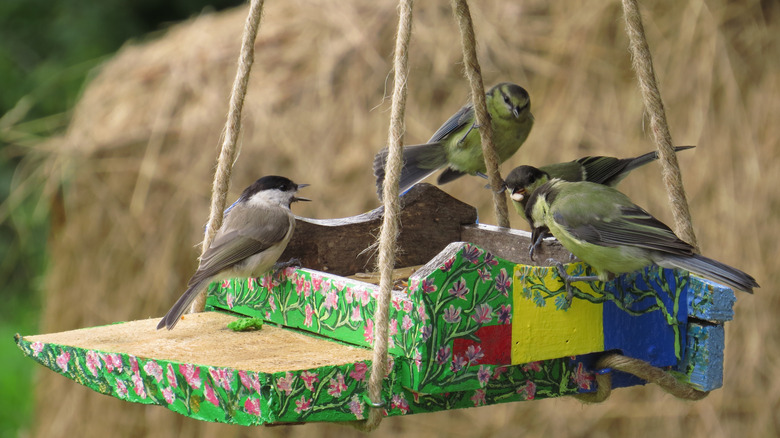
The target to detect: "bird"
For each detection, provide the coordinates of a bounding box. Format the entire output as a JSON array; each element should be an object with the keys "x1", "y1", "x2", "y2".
[
  {"x1": 519, "y1": 172, "x2": 758, "y2": 303},
  {"x1": 157, "y1": 175, "x2": 309, "y2": 330},
  {"x1": 502, "y1": 146, "x2": 695, "y2": 215},
  {"x1": 373, "y1": 82, "x2": 534, "y2": 199}
]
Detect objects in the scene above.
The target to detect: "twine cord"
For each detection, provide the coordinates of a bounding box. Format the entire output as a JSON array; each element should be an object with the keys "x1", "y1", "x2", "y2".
[
  {"x1": 354, "y1": 0, "x2": 414, "y2": 432},
  {"x1": 451, "y1": 0, "x2": 510, "y2": 228},
  {"x1": 574, "y1": 353, "x2": 709, "y2": 403},
  {"x1": 189, "y1": 0, "x2": 266, "y2": 314},
  {"x1": 621, "y1": 0, "x2": 698, "y2": 251}
]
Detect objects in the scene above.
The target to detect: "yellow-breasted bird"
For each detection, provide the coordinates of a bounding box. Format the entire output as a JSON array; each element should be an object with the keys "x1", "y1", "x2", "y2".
[
  {"x1": 373, "y1": 82, "x2": 534, "y2": 198},
  {"x1": 519, "y1": 170, "x2": 758, "y2": 303}
]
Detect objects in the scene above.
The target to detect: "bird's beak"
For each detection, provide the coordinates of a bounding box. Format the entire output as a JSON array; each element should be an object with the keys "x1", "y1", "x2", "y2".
[
  {"x1": 297, "y1": 183, "x2": 310, "y2": 190},
  {"x1": 293, "y1": 196, "x2": 311, "y2": 202},
  {"x1": 510, "y1": 188, "x2": 526, "y2": 202},
  {"x1": 513, "y1": 107, "x2": 520, "y2": 118}
]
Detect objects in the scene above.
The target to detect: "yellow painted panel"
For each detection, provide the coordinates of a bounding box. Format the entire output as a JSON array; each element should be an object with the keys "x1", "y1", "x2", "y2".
[{"x1": 511, "y1": 264, "x2": 604, "y2": 363}]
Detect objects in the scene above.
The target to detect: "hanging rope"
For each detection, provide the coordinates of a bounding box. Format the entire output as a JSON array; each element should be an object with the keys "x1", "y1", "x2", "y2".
[
  {"x1": 621, "y1": 0, "x2": 699, "y2": 251},
  {"x1": 353, "y1": 0, "x2": 415, "y2": 432},
  {"x1": 574, "y1": 353, "x2": 709, "y2": 403},
  {"x1": 189, "y1": 0, "x2": 266, "y2": 314},
  {"x1": 451, "y1": 0, "x2": 511, "y2": 229}
]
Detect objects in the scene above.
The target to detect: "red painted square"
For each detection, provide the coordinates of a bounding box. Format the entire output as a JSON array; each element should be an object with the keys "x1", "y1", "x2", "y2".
[{"x1": 452, "y1": 324, "x2": 512, "y2": 365}]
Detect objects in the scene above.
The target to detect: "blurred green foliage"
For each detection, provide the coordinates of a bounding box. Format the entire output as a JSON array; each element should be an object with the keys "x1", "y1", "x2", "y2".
[{"x1": 0, "y1": 1, "x2": 242, "y2": 436}]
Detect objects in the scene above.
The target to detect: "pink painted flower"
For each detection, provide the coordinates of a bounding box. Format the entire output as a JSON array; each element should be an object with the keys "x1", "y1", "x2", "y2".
[
  {"x1": 132, "y1": 372, "x2": 146, "y2": 398},
  {"x1": 417, "y1": 304, "x2": 429, "y2": 321},
  {"x1": 56, "y1": 350, "x2": 71, "y2": 372},
  {"x1": 311, "y1": 275, "x2": 323, "y2": 293},
  {"x1": 390, "y1": 394, "x2": 409, "y2": 414},
  {"x1": 116, "y1": 379, "x2": 128, "y2": 397},
  {"x1": 572, "y1": 362, "x2": 595, "y2": 390},
  {"x1": 296, "y1": 277, "x2": 311, "y2": 298},
  {"x1": 477, "y1": 365, "x2": 491, "y2": 386},
  {"x1": 471, "y1": 303, "x2": 493, "y2": 324},
  {"x1": 478, "y1": 267, "x2": 492, "y2": 282},
  {"x1": 203, "y1": 382, "x2": 219, "y2": 406},
  {"x1": 248, "y1": 277, "x2": 257, "y2": 291},
  {"x1": 403, "y1": 300, "x2": 413, "y2": 312},
  {"x1": 344, "y1": 287, "x2": 354, "y2": 304},
  {"x1": 166, "y1": 364, "x2": 178, "y2": 388},
  {"x1": 128, "y1": 355, "x2": 139, "y2": 373},
  {"x1": 466, "y1": 345, "x2": 485, "y2": 365},
  {"x1": 495, "y1": 268, "x2": 511, "y2": 296},
  {"x1": 179, "y1": 364, "x2": 201, "y2": 389},
  {"x1": 498, "y1": 303, "x2": 512, "y2": 324},
  {"x1": 440, "y1": 257, "x2": 455, "y2": 272},
  {"x1": 421, "y1": 278, "x2": 437, "y2": 294},
  {"x1": 86, "y1": 350, "x2": 102, "y2": 377},
  {"x1": 31, "y1": 342, "x2": 44, "y2": 357},
  {"x1": 356, "y1": 287, "x2": 371, "y2": 306},
  {"x1": 245, "y1": 398, "x2": 262, "y2": 416},
  {"x1": 448, "y1": 278, "x2": 469, "y2": 299},
  {"x1": 450, "y1": 354, "x2": 468, "y2": 373},
  {"x1": 389, "y1": 319, "x2": 398, "y2": 336},
  {"x1": 303, "y1": 304, "x2": 314, "y2": 327},
  {"x1": 162, "y1": 387, "x2": 175, "y2": 404},
  {"x1": 102, "y1": 353, "x2": 123, "y2": 373},
  {"x1": 221, "y1": 279, "x2": 231, "y2": 288},
  {"x1": 349, "y1": 395, "x2": 364, "y2": 419},
  {"x1": 324, "y1": 289, "x2": 339, "y2": 310},
  {"x1": 144, "y1": 360, "x2": 163, "y2": 383},
  {"x1": 462, "y1": 244, "x2": 482, "y2": 264},
  {"x1": 421, "y1": 324, "x2": 432, "y2": 341},
  {"x1": 493, "y1": 366, "x2": 507, "y2": 379},
  {"x1": 517, "y1": 380, "x2": 536, "y2": 400},
  {"x1": 294, "y1": 395, "x2": 312, "y2": 413},
  {"x1": 391, "y1": 298, "x2": 402, "y2": 311},
  {"x1": 442, "y1": 304, "x2": 461, "y2": 324},
  {"x1": 402, "y1": 315, "x2": 413, "y2": 331},
  {"x1": 484, "y1": 252, "x2": 498, "y2": 266},
  {"x1": 349, "y1": 362, "x2": 368, "y2": 382},
  {"x1": 239, "y1": 370, "x2": 261, "y2": 392},
  {"x1": 277, "y1": 372, "x2": 295, "y2": 395},
  {"x1": 261, "y1": 274, "x2": 277, "y2": 290},
  {"x1": 350, "y1": 306, "x2": 362, "y2": 322},
  {"x1": 435, "y1": 346, "x2": 451, "y2": 365},
  {"x1": 226, "y1": 293, "x2": 235, "y2": 309},
  {"x1": 364, "y1": 319, "x2": 374, "y2": 345},
  {"x1": 414, "y1": 349, "x2": 422, "y2": 371},
  {"x1": 471, "y1": 389, "x2": 486, "y2": 406},
  {"x1": 300, "y1": 371, "x2": 319, "y2": 391},
  {"x1": 209, "y1": 367, "x2": 234, "y2": 392},
  {"x1": 328, "y1": 372, "x2": 348, "y2": 397},
  {"x1": 268, "y1": 294, "x2": 277, "y2": 312},
  {"x1": 522, "y1": 361, "x2": 542, "y2": 373}
]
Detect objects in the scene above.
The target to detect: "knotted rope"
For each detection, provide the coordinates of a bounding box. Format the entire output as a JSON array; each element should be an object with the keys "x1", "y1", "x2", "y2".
[
  {"x1": 354, "y1": 0, "x2": 414, "y2": 432},
  {"x1": 622, "y1": 0, "x2": 699, "y2": 251},
  {"x1": 189, "y1": 0, "x2": 266, "y2": 314},
  {"x1": 451, "y1": 0, "x2": 511, "y2": 228},
  {"x1": 574, "y1": 353, "x2": 709, "y2": 403}
]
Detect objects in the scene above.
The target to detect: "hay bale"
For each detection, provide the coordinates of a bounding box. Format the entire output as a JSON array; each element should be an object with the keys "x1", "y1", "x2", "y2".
[{"x1": 35, "y1": 1, "x2": 778, "y2": 437}]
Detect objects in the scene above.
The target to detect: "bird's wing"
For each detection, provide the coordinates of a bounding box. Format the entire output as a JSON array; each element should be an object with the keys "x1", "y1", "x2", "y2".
[
  {"x1": 427, "y1": 102, "x2": 475, "y2": 143},
  {"x1": 574, "y1": 156, "x2": 630, "y2": 186},
  {"x1": 188, "y1": 208, "x2": 292, "y2": 287},
  {"x1": 551, "y1": 188, "x2": 694, "y2": 255}
]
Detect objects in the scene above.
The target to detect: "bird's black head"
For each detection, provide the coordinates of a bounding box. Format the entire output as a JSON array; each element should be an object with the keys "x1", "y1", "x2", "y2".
[
  {"x1": 240, "y1": 175, "x2": 310, "y2": 204},
  {"x1": 503, "y1": 166, "x2": 550, "y2": 205}
]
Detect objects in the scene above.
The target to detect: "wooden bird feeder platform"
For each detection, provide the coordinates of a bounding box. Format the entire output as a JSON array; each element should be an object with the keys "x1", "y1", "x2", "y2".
[{"x1": 16, "y1": 184, "x2": 737, "y2": 426}]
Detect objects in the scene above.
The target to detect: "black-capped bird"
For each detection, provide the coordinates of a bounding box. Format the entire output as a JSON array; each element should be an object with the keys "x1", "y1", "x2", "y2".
[
  {"x1": 157, "y1": 176, "x2": 309, "y2": 330},
  {"x1": 373, "y1": 82, "x2": 534, "y2": 198},
  {"x1": 519, "y1": 169, "x2": 758, "y2": 301}
]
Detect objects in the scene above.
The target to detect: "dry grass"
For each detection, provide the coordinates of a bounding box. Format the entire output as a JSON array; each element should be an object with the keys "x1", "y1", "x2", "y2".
[{"x1": 25, "y1": 0, "x2": 778, "y2": 436}]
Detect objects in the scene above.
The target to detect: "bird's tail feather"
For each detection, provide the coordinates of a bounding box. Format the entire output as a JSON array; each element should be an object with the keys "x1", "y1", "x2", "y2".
[
  {"x1": 659, "y1": 253, "x2": 758, "y2": 293},
  {"x1": 373, "y1": 143, "x2": 448, "y2": 199},
  {"x1": 623, "y1": 145, "x2": 696, "y2": 174},
  {"x1": 156, "y1": 281, "x2": 207, "y2": 330}
]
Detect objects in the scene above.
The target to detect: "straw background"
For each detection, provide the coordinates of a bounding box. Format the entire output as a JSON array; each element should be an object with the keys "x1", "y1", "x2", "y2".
[{"x1": 28, "y1": 0, "x2": 778, "y2": 436}]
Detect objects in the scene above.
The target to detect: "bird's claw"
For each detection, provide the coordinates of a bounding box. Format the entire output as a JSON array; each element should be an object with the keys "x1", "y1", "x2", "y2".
[
  {"x1": 552, "y1": 261, "x2": 574, "y2": 309},
  {"x1": 271, "y1": 258, "x2": 301, "y2": 280}
]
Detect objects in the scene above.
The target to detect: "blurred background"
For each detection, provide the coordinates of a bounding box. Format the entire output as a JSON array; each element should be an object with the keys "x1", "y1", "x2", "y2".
[{"x1": 1, "y1": 0, "x2": 777, "y2": 437}]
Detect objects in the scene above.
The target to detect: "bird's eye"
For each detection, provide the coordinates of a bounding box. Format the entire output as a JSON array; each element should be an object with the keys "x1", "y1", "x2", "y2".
[{"x1": 503, "y1": 95, "x2": 511, "y2": 104}]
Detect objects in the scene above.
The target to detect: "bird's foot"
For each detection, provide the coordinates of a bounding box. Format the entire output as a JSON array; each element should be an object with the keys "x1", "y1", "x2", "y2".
[
  {"x1": 457, "y1": 123, "x2": 481, "y2": 145},
  {"x1": 529, "y1": 232, "x2": 547, "y2": 261},
  {"x1": 549, "y1": 260, "x2": 600, "y2": 309},
  {"x1": 271, "y1": 258, "x2": 302, "y2": 280}
]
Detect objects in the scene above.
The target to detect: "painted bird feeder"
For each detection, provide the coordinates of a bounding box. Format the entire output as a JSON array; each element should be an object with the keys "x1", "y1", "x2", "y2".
[{"x1": 16, "y1": 184, "x2": 736, "y2": 426}]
